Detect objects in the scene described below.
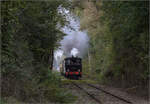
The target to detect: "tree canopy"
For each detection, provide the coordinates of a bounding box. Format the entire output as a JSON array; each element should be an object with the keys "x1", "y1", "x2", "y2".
[
  {"x1": 1, "y1": 0, "x2": 76, "y2": 103},
  {"x1": 73, "y1": 0, "x2": 149, "y2": 87}
]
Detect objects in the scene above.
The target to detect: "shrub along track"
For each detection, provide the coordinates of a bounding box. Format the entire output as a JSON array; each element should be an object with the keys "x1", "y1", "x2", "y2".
[{"x1": 72, "y1": 82, "x2": 133, "y2": 104}]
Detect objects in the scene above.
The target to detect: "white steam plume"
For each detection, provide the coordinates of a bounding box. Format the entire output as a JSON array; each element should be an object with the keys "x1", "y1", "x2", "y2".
[
  {"x1": 71, "y1": 48, "x2": 79, "y2": 57},
  {"x1": 53, "y1": 8, "x2": 89, "y2": 71},
  {"x1": 60, "y1": 31, "x2": 89, "y2": 57},
  {"x1": 54, "y1": 50, "x2": 63, "y2": 71}
]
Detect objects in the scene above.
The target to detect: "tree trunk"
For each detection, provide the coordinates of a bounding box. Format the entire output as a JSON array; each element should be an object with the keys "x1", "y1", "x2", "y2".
[{"x1": 49, "y1": 49, "x2": 54, "y2": 70}]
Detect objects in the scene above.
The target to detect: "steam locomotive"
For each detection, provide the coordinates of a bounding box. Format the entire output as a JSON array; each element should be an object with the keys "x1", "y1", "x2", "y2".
[{"x1": 60, "y1": 56, "x2": 82, "y2": 79}]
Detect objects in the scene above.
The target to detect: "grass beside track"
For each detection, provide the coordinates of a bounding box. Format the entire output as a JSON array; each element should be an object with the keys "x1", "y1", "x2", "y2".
[{"x1": 61, "y1": 78, "x2": 98, "y2": 85}]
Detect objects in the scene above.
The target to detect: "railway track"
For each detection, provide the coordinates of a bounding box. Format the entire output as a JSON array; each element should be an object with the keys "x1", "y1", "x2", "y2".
[
  {"x1": 86, "y1": 83, "x2": 132, "y2": 104},
  {"x1": 72, "y1": 82, "x2": 102, "y2": 104},
  {"x1": 72, "y1": 82, "x2": 133, "y2": 104}
]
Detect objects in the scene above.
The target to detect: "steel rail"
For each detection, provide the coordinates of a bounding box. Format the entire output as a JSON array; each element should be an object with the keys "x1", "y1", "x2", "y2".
[
  {"x1": 86, "y1": 83, "x2": 132, "y2": 104},
  {"x1": 72, "y1": 82, "x2": 102, "y2": 104}
]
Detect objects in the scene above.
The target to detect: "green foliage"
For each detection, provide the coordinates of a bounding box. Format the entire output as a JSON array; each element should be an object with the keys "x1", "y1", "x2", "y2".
[
  {"x1": 1, "y1": 0, "x2": 76, "y2": 103},
  {"x1": 0, "y1": 98, "x2": 6, "y2": 104},
  {"x1": 100, "y1": 1, "x2": 149, "y2": 84},
  {"x1": 74, "y1": 0, "x2": 149, "y2": 87}
]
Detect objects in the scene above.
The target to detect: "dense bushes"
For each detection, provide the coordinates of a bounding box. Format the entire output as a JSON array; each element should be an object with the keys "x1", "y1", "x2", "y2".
[
  {"x1": 2, "y1": 68, "x2": 76, "y2": 103},
  {"x1": 1, "y1": 0, "x2": 76, "y2": 103},
  {"x1": 73, "y1": 0, "x2": 149, "y2": 88}
]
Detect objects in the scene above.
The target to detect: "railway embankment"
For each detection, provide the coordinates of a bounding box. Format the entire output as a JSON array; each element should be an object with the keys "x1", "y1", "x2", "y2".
[{"x1": 62, "y1": 79, "x2": 149, "y2": 104}]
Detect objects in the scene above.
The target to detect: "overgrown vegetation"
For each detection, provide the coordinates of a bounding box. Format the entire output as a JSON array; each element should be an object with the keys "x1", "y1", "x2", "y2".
[
  {"x1": 73, "y1": 0, "x2": 149, "y2": 90},
  {"x1": 1, "y1": 0, "x2": 76, "y2": 103},
  {"x1": 1, "y1": 0, "x2": 149, "y2": 102}
]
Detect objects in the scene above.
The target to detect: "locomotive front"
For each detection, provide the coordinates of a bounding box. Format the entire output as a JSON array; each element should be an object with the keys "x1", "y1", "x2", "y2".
[{"x1": 61, "y1": 56, "x2": 82, "y2": 79}]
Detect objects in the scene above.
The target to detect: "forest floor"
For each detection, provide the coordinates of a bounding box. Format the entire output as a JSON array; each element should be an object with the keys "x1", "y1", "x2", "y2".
[{"x1": 62, "y1": 78, "x2": 149, "y2": 104}]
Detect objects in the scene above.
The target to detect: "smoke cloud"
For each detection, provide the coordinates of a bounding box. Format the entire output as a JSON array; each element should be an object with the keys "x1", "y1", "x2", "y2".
[
  {"x1": 53, "y1": 8, "x2": 89, "y2": 70},
  {"x1": 60, "y1": 31, "x2": 89, "y2": 57},
  {"x1": 58, "y1": 8, "x2": 89, "y2": 57}
]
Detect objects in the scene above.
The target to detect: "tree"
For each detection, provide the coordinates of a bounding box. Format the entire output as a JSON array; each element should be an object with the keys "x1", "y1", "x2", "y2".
[
  {"x1": 1, "y1": 0, "x2": 76, "y2": 103},
  {"x1": 73, "y1": 0, "x2": 149, "y2": 87}
]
